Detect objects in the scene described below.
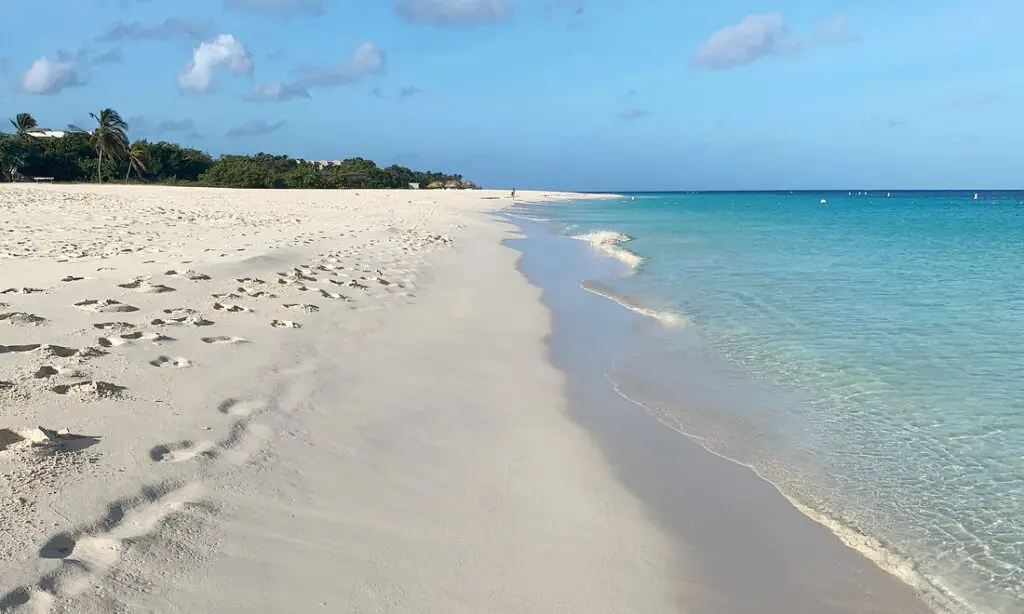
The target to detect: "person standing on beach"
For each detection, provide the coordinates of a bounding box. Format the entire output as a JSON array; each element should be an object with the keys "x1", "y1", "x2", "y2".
[{"x1": 511, "y1": 188, "x2": 516, "y2": 200}]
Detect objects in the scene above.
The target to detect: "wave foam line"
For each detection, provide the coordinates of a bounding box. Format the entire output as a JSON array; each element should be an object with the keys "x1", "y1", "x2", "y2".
[
  {"x1": 580, "y1": 280, "x2": 686, "y2": 327},
  {"x1": 570, "y1": 230, "x2": 645, "y2": 269},
  {"x1": 602, "y1": 370, "x2": 986, "y2": 614}
]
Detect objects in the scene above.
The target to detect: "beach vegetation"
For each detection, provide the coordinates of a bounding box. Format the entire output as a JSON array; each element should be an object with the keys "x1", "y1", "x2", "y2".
[
  {"x1": 0, "y1": 110, "x2": 471, "y2": 189},
  {"x1": 124, "y1": 142, "x2": 148, "y2": 183},
  {"x1": 10, "y1": 113, "x2": 38, "y2": 136},
  {"x1": 86, "y1": 109, "x2": 130, "y2": 184}
]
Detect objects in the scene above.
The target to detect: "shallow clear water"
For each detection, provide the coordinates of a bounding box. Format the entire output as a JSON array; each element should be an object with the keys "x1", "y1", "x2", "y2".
[{"x1": 514, "y1": 192, "x2": 1024, "y2": 614}]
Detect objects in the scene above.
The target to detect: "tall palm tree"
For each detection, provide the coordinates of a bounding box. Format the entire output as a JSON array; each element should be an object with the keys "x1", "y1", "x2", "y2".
[
  {"x1": 9, "y1": 113, "x2": 38, "y2": 136},
  {"x1": 125, "y1": 142, "x2": 147, "y2": 183},
  {"x1": 89, "y1": 109, "x2": 128, "y2": 183}
]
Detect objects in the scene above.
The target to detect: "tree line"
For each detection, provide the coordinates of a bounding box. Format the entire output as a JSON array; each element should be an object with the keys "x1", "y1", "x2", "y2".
[{"x1": 0, "y1": 110, "x2": 472, "y2": 190}]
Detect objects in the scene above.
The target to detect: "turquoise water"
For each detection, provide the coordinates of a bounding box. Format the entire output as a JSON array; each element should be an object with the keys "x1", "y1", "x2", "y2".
[{"x1": 514, "y1": 192, "x2": 1024, "y2": 614}]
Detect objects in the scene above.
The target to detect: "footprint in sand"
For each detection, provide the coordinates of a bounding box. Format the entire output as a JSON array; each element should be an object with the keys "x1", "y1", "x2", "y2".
[
  {"x1": 33, "y1": 366, "x2": 60, "y2": 379},
  {"x1": 98, "y1": 332, "x2": 173, "y2": 348},
  {"x1": 75, "y1": 299, "x2": 139, "y2": 314},
  {"x1": 121, "y1": 332, "x2": 173, "y2": 341},
  {"x1": 150, "y1": 440, "x2": 215, "y2": 462},
  {"x1": 221, "y1": 422, "x2": 273, "y2": 466},
  {"x1": 213, "y1": 302, "x2": 252, "y2": 313},
  {"x1": 283, "y1": 304, "x2": 319, "y2": 313},
  {"x1": 0, "y1": 344, "x2": 78, "y2": 358},
  {"x1": 16, "y1": 481, "x2": 206, "y2": 610},
  {"x1": 278, "y1": 269, "x2": 317, "y2": 282},
  {"x1": 217, "y1": 398, "x2": 263, "y2": 417},
  {"x1": 149, "y1": 421, "x2": 271, "y2": 467},
  {"x1": 236, "y1": 277, "x2": 266, "y2": 285},
  {"x1": 163, "y1": 307, "x2": 199, "y2": 316},
  {"x1": 211, "y1": 292, "x2": 243, "y2": 300},
  {"x1": 1, "y1": 287, "x2": 47, "y2": 295},
  {"x1": 60, "y1": 276, "x2": 86, "y2": 283},
  {"x1": 78, "y1": 347, "x2": 109, "y2": 360},
  {"x1": 151, "y1": 315, "x2": 214, "y2": 327},
  {"x1": 93, "y1": 321, "x2": 135, "y2": 332},
  {"x1": 0, "y1": 312, "x2": 47, "y2": 326},
  {"x1": 118, "y1": 279, "x2": 176, "y2": 294},
  {"x1": 270, "y1": 320, "x2": 301, "y2": 329},
  {"x1": 317, "y1": 289, "x2": 350, "y2": 301},
  {"x1": 201, "y1": 336, "x2": 249, "y2": 345},
  {"x1": 51, "y1": 380, "x2": 126, "y2": 399},
  {"x1": 165, "y1": 269, "x2": 211, "y2": 281},
  {"x1": 149, "y1": 356, "x2": 192, "y2": 368},
  {"x1": 238, "y1": 287, "x2": 278, "y2": 299},
  {"x1": 97, "y1": 336, "x2": 130, "y2": 348}
]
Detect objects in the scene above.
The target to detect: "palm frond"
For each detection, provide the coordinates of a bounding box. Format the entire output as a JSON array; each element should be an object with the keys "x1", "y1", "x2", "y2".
[{"x1": 10, "y1": 113, "x2": 39, "y2": 136}]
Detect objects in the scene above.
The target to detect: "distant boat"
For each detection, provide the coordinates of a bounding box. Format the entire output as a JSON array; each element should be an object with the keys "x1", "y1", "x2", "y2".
[
  {"x1": 974, "y1": 193, "x2": 979, "y2": 200},
  {"x1": 820, "y1": 198, "x2": 828, "y2": 205},
  {"x1": 887, "y1": 192, "x2": 891, "y2": 198}
]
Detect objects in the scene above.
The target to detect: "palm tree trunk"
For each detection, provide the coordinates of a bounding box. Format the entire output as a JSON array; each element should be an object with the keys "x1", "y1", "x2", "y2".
[
  {"x1": 97, "y1": 149, "x2": 103, "y2": 184},
  {"x1": 126, "y1": 164, "x2": 131, "y2": 183}
]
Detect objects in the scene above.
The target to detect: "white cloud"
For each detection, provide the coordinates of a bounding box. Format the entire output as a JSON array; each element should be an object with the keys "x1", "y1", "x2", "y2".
[
  {"x1": 293, "y1": 42, "x2": 385, "y2": 87},
  {"x1": 246, "y1": 82, "x2": 310, "y2": 101},
  {"x1": 99, "y1": 18, "x2": 214, "y2": 42},
  {"x1": 226, "y1": 118, "x2": 286, "y2": 137},
  {"x1": 246, "y1": 42, "x2": 384, "y2": 102},
  {"x1": 21, "y1": 57, "x2": 83, "y2": 95},
  {"x1": 691, "y1": 14, "x2": 856, "y2": 70},
  {"x1": 396, "y1": 0, "x2": 512, "y2": 26},
  {"x1": 178, "y1": 34, "x2": 253, "y2": 92}
]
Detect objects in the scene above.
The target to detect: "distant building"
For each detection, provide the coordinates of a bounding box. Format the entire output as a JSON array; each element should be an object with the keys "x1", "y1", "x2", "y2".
[
  {"x1": 26, "y1": 128, "x2": 67, "y2": 138},
  {"x1": 298, "y1": 159, "x2": 343, "y2": 169}
]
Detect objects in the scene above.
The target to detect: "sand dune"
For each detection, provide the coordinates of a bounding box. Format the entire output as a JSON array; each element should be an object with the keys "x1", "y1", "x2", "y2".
[{"x1": 0, "y1": 184, "x2": 679, "y2": 612}]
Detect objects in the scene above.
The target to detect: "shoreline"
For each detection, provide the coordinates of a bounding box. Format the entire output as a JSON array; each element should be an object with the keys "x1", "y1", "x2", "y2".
[
  {"x1": 0, "y1": 182, "x2": 945, "y2": 614},
  {"x1": 510, "y1": 194, "x2": 1015, "y2": 614},
  {"x1": 504, "y1": 210, "x2": 938, "y2": 614}
]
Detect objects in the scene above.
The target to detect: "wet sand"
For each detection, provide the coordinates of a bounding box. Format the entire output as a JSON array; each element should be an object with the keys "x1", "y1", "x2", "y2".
[{"x1": 508, "y1": 215, "x2": 935, "y2": 614}]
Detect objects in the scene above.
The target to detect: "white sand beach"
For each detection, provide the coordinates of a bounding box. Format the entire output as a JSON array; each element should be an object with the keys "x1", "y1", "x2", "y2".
[{"x1": 0, "y1": 184, "x2": 680, "y2": 612}]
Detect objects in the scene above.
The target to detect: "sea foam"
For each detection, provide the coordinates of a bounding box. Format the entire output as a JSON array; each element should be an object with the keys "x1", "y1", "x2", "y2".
[
  {"x1": 571, "y1": 230, "x2": 645, "y2": 268},
  {"x1": 580, "y1": 280, "x2": 685, "y2": 327}
]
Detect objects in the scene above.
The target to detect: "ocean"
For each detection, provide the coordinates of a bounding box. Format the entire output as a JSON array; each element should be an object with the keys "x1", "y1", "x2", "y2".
[{"x1": 511, "y1": 191, "x2": 1024, "y2": 614}]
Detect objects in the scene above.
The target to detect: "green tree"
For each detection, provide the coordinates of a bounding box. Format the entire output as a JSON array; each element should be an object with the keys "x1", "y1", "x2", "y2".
[
  {"x1": 132, "y1": 140, "x2": 214, "y2": 182},
  {"x1": 9, "y1": 113, "x2": 38, "y2": 136},
  {"x1": 89, "y1": 109, "x2": 129, "y2": 183},
  {"x1": 17, "y1": 132, "x2": 91, "y2": 181},
  {"x1": 0, "y1": 110, "x2": 470, "y2": 187},
  {"x1": 125, "y1": 141, "x2": 148, "y2": 182},
  {"x1": 0, "y1": 133, "x2": 29, "y2": 181}
]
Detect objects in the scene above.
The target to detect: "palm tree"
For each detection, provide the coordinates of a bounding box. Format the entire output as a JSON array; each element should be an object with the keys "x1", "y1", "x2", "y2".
[
  {"x1": 125, "y1": 142, "x2": 147, "y2": 183},
  {"x1": 9, "y1": 113, "x2": 38, "y2": 136},
  {"x1": 88, "y1": 109, "x2": 128, "y2": 183}
]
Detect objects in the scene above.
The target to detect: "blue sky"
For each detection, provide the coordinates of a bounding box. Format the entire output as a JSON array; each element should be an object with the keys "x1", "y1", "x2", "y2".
[{"x1": 1, "y1": 0, "x2": 1021, "y2": 190}]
